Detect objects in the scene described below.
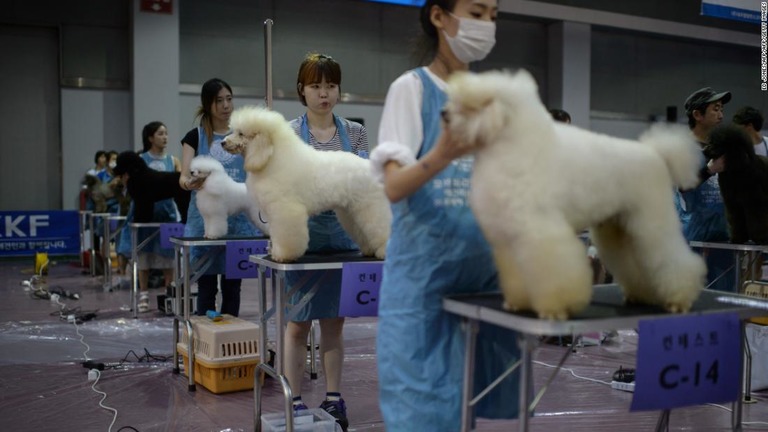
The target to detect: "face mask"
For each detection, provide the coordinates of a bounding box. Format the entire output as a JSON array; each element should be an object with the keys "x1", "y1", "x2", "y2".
[
  {"x1": 443, "y1": 13, "x2": 496, "y2": 64},
  {"x1": 109, "y1": 161, "x2": 117, "y2": 169}
]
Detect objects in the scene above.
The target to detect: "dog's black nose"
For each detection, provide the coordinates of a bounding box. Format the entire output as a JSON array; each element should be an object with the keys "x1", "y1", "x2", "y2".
[{"x1": 440, "y1": 109, "x2": 450, "y2": 124}]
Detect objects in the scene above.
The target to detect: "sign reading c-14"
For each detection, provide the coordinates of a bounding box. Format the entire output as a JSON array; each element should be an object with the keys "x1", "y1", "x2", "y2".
[{"x1": 0, "y1": 211, "x2": 79, "y2": 256}]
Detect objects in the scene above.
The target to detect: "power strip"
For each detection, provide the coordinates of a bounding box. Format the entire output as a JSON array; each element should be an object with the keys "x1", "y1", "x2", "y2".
[{"x1": 611, "y1": 380, "x2": 635, "y2": 392}]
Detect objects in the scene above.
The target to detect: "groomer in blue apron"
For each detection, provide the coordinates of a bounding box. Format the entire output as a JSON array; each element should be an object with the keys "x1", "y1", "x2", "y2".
[
  {"x1": 179, "y1": 78, "x2": 261, "y2": 317},
  {"x1": 370, "y1": 1, "x2": 522, "y2": 430},
  {"x1": 281, "y1": 53, "x2": 369, "y2": 432}
]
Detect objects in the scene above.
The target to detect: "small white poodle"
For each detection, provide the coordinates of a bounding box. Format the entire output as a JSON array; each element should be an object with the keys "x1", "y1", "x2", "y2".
[
  {"x1": 221, "y1": 106, "x2": 391, "y2": 262},
  {"x1": 443, "y1": 69, "x2": 707, "y2": 320},
  {"x1": 189, "y1": 155, "x2": 269, "y2": 239}
]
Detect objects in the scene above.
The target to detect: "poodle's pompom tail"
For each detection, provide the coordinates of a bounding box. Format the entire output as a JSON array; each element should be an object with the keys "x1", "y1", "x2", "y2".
[{"x1": 640, "y1": 123, "x2": 703, "y2": 189}]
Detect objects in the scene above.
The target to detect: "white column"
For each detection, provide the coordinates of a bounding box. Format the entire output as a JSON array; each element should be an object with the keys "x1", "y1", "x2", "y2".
[
  {"x1": 547, "y1": 21, "x2": 591, "y2": 128},
  {"x1": 131, "y1": 0, "x2": 180, "y2": 152}
]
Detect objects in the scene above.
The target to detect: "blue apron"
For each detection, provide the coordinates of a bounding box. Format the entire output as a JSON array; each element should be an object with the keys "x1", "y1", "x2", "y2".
[
  {"x1": 680, "y1": 165, "x2": 734, "y2": 292},
  {"x1": 285, "y1": 114, "x2": 360, "y2": 321},
  {"x1": 116, "y1": 153, "x2": 178, "y2": 257},
  {"x1": 183, "y1": 127, "x2": 260, "y2": 274},
  {"x1": 376, "y1": 68, "x2": 521, "y2": 431}
]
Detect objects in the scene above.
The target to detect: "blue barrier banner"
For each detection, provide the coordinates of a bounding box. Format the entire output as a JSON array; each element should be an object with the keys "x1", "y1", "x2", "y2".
[
  {"x1": 701, "y1": 0, "x2": 761, "y2": 24},
  {"x1": 0, "y1": 211, "x2": 80, "y2": 256}
]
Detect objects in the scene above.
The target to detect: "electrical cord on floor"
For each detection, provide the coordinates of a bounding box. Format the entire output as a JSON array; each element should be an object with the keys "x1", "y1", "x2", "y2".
[
  {"x1": 533, "y1": 360, "x2": 613, "y2": 386},
  {"x1": 89, "y1": 369, "x2": 119, "y2": 432},
  {"x1": 104, "y1": 349, "x2": 171, "y2": 370},
  {"x1": 74, "y1": 318, "x2": 121, "y2": 432},
  {"x1": 535, "y1": 359, "x2": 768, "y2": 426},
  {"x1": 703, "y1": 402, "x2": 768, "y2": 427}
]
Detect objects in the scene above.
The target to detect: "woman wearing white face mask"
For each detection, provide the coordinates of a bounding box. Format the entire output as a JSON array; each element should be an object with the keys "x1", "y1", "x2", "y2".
[{"x1": 370, "y1": 0, "x2": 523, "y2": 430}]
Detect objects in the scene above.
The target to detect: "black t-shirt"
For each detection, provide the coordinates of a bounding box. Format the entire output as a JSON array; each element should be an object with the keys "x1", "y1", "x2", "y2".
[{"x1": 181, "y1": 128, "x2": 199, "y2": 153}]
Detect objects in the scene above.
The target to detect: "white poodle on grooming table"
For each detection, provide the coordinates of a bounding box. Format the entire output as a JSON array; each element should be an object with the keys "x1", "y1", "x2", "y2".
[
  {"x1": 222, "y1": 106, "x2": 391, "y2": 262},
  {"x1": 442, "y1": 69, "x2": 707, "y2": 320},
  {"x1": 189, "y1": 155, "x2": 269, "y2": 238}
]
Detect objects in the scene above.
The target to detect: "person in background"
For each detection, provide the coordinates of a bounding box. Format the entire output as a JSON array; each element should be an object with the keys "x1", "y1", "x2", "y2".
[
  {"x1": 91, "y1": 150, "x2": 125, "y2": 275},
  {"x1": 282, "y1": 52, "x2": 368, "y2": 432},
  {"x1": 116, "y1": 121, "x2": 181, "y2": 312},
  {"x1": 87, "y1": 150, "x2": 107, "y2": 176},
  {"x1": 731, "y1": 106, "x2": 768, "y2": 281},
  {"x1": 369, "y1": 1, "x2": 521, "y2": 430},
  {"x1": 733, "y1": 106, "x2": 768, "y2": 157},
  {"x1": 677, "y1": 86, "x2": 733, "y2": 291},
  {"x1": 179, "y1": 78, "x2": 261, "y2": 317}
]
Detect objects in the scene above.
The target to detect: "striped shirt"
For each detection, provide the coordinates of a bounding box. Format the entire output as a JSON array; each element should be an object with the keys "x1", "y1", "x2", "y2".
[{"x1": 289, "y1": 116, "x2": 369, "y2": 156}]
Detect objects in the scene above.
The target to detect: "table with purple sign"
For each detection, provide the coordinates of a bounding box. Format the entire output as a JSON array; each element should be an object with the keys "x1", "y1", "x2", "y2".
[
  {"x1": 248, "y1": 251, "x2": 384, "y2": 431},
  {"x1": 169, "y1": 235, "x2": 269, "y2": 391},
  {"x1": 443, "y1": 285, "x2": 768, "y2": 432}
]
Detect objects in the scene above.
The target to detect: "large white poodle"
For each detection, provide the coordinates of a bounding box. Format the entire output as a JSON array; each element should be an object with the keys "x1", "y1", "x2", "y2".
[
  {"x1": 221, "y1": 106, "x2": 391, "y2": 262},
  {"x1": 442, "y1": 69, "x2": 707, "y2": 320},
  {"x1": 189, "y1": 155, "x2": 269, "y2": 238}
]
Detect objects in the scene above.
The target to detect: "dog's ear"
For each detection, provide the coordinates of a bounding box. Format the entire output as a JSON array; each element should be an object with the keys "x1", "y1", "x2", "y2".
[{"x1": 244, "y1": 132, "x2": 274, "y2": 172}]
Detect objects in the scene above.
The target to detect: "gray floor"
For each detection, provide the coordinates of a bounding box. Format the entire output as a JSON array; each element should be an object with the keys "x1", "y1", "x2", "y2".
[{"x1": 2, "y1": 257, "x2": 768, "y2": 431}]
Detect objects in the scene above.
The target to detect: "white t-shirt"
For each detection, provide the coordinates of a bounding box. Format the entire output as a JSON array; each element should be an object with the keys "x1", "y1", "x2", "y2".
[
  {"x1": 755, "y1": 136, "x2": 768, "y2": 157},
  {"x1": 377, "y1": 67, "x2": 447, "y2": 157}
]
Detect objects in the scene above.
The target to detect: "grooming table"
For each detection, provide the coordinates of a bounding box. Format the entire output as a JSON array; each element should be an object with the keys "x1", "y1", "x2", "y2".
[
  {"x1": 169, "y1": 235, "x2": 269, "y2": 391},
  {"x1": 86, "y1": 212, "x2": 110, "y2": 277},
  {"x1": 443, "y1": 285, "x2": 768, "y2": 432},
  {"x1": 78, "y1": 210, "x2": 91, "y2": 270},
  {"x1": 689, "y1": 241, "x2": 768, "y2": 292},
  {"x1": 249, "y1": 251, "x2": 384, "y2": 431},
  {"x1": 690, "y1": 241, "x2": 768, "y2": 402}
]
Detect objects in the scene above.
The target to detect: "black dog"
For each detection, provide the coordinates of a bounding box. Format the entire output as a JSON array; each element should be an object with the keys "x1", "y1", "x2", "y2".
[
  {"x1": 706, "y1": 124, "x2": 768, "y2": 244},
  {"x1": 112, "y1": 151, "x2": 191, "y2": 223}
]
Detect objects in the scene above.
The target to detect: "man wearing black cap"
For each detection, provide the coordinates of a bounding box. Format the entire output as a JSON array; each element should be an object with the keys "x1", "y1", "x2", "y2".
[{"x1": 677, "y1": 86, "x2": 732, "y2": 291}]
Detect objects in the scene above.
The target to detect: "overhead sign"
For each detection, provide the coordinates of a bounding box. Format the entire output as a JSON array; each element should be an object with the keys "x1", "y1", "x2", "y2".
[
  {"x1": 701, "y1": 0, "x2": 761, "y2": 24},
  {"x1": 140, "y1": 0, "x2": 172, "y2": 14},
  {"x1": 0, "y1": 211, "x2": 79, "y2": 256}
]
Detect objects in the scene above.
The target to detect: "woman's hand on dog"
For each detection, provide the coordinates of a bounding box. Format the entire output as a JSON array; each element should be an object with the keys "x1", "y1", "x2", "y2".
[
  {"x1": 435, "y1": 129, "x2": 473, "y2": 161},
  {"x1": 707, "y1": 156, "x2": 725, "y2": 174},
  {"x1": 180, "y1": 174, "x2": 206, "y2": 191}
]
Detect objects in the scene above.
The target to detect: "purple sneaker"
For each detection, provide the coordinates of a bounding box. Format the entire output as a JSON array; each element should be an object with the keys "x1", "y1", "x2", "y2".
[
  {"x1": 319, "y1": 399, "x2": 348, "y2": 431},
  {"x1": 293, "y1": 402, "x2": 309, "y2": 412}
]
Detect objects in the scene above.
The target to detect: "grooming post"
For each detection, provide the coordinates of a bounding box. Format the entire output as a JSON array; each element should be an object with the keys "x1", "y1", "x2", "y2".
[{"x1": 264, "y1": 19, "x2": 273, "y2": 110}]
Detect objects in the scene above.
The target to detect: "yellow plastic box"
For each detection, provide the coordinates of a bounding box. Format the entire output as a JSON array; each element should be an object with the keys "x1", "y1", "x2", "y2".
[
  {"x1": 744, "y1": 282, "x2": 768, "y2": 325},
  {"x1": 177, "y1": 314, "x2": 262, "y2": 393}
]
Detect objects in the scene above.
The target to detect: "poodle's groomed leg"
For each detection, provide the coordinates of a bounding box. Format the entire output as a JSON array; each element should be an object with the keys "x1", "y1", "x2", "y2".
[
  {"x1": 334, "y1": 209, "x2": 367, "y2": 252},
  {"x1": 590, "y1": 221, "x2": 648, "y2": 304},
  {"x1": 514, "y1": 221, "x2": 592, "y2": 320},
  {"x1": 619, "y1": 204, "x2": 706, "y2": 312},
  {"x1": 491, "y1": 243, "x2": 529, "y2": 312},
  {"x1": 204, "y1": 210, "x2": 229, "y2": 239},
  {"x1": 268, "y1": 204, "x2": 309, "y2": 262},
  {"x1": 336, "y1": 203, "x2": 391, "y2": 258}
]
